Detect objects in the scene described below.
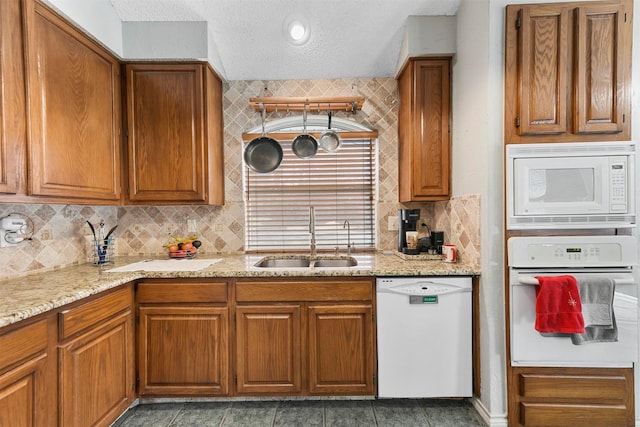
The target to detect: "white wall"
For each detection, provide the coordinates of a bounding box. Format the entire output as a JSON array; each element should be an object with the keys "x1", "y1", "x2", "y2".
[
  {"x1": 396, "y1": 16, "x2": 457, "y2": 74},
  {"x1": 122, "y1": 21, "x2": 208, "y2": 60},
  {"x1": 454, "y1": 0, "x2": 507, "y2": 424},
  {"x1": 459, "y1": 0, "x2": 640, "y2": 425},
  {"x1": 44, "y1": 0, "x2": 123, "y2": 56},
  {"x1": 631, "y1": 0, "x2": 640, "y2": 423},
  {"x1": 45, "y1": 0, "x2": 229, "y2": 80}
]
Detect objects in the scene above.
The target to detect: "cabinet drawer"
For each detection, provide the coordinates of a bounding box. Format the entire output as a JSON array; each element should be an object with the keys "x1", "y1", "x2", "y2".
[
  {"x1": 236, "y1": 279, "x2": 373, "y2": 302},
  {"x1": 519, "y1": 372, "x2": 628, "y2": 401},
  {"x1": 520, "y1": 402, "x2": 627, "y2": 426},
  {"x1": 59, "y1": 286, "x2": 132, "y2": 340},
  {"x1": 0, "y1": 319, "x2": 47, "y2": 372},
  {"x1": 137, "y1": 281, "x2": 227, "y2": 303}
]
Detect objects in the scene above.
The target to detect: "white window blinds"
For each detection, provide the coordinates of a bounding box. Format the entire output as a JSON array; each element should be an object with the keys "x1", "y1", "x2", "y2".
[{"x1": 244, "y1": 138, "x2": 376, "y2": 252}]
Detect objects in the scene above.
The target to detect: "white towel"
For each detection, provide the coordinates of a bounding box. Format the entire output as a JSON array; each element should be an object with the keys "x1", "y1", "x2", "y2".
[{"x1": 571, "y1": 277, "x2": 617, "y2": 345}]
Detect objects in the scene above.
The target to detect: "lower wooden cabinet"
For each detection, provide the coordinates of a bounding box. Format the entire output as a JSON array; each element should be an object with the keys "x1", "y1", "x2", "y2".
[
  {"x1": 235, "y1": 278, "x2": 376, "y2": 396},
  {"x1": 236, "y1": 304, "x2": 302, "y2": 394},
  {"x1": 136, "y1": 280, "x2": 229, "y2": 396},
  {"x1": 308, "y1": 304, "x2": 374, "y2": 395},
  {"x1": 0, "y1": 318, "x2": 54, "y2": 427},
  {"x1": 508, "y1": 366, "x2": 634, "y2": 426},
  {"x1": 58, "y1": 286, "x2": 135, "y2": 427}
]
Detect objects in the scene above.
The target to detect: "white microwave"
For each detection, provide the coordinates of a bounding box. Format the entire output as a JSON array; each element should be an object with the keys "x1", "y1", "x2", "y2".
[{"x1": 506, "y1": 142, "x2": 636, "y2": 230}]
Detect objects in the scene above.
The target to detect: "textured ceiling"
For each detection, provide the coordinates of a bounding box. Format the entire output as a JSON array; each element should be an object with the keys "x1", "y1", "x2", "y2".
[{"x1": 109, "y1": 0, "x2": 460, "y2": 80}]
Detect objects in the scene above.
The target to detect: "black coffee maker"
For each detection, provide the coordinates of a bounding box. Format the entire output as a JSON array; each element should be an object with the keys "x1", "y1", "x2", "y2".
[{"x1": 397, "y1": 209, "x2": 420, "y2": 252}]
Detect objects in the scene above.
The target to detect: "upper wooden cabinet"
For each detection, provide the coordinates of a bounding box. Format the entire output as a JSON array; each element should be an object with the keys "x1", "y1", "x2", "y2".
[
  {"x1": 21, "y1": 0, "x2": 122, "y2": 202},
  {"x1": 505, "y1": 0, "x2": 632, "y2": 144},
  {"x1": 397, "y1": 58, "x2": 451, "y2": 202},
  {"x1": 0, "y1": 0, "x2": 27, "y2": 197},
  {"x1": 124, "y1": 63, "x2": 225, "y2": 205}
]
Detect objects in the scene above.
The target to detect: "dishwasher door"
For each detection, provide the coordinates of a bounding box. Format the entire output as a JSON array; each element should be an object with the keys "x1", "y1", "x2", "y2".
[{"x1": 376, "y1": 277, "x2": 472, "y2": 398}]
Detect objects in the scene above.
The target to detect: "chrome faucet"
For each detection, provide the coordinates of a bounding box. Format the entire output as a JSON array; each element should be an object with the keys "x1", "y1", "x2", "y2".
[
  {"x1": 343, "y1": 220, "x2": 353, "y2": 256},
  {"x1": 309, "y1": 206, "x2": 317, "y2": 259}
]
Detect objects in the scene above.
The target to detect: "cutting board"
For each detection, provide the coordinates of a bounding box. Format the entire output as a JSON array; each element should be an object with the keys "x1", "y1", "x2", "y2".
[{"x1": 105, "y1": 258, "x2": 222, "y2": 273}]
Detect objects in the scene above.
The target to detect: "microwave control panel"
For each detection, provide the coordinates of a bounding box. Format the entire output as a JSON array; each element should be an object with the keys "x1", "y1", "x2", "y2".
[{"x1": 610, "y1": 158, "x2": 627, "y2": 210}]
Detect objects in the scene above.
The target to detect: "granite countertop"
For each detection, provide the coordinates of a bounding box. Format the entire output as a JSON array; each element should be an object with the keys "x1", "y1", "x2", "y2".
[{"x1": 0, "y1": 252, "x2": 479, "y2": 329}]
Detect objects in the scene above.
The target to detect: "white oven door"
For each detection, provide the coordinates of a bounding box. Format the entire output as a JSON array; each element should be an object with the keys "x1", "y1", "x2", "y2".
[{"x1": 510, "y1": 270, "x2": 638, "y2": 367}]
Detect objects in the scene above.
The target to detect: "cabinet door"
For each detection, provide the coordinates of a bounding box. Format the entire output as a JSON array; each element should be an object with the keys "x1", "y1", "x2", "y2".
[
  {"x1": 0, "y1": 356, "x2": 47, "y2": 427},
  {"x1": 23, "y1": 0, "x2": 121, "y2": 202},
  {"x1": 574, "y1": 3, "x2": 628, "y2": 134},
  {"x1": 517, "y1": 5, "x2": 569, "y2": 136},
  {"x1": 504, "y1": 0, "x2": 632, "y2": 144},
  {"x1": 0, "y1": 320, "x2": 51, "y2": 427},
  {"x1": 307, "y1": 304, "x2": 375, "y2": 395},
  {"x1": 0, "y1": 0, "x2": 26, "y2": 196},
  {"x1": 59, "y1": 311, "x2": 134, "y2": 427},
  {"x1": 398, "y1": 58, "x2": 451, "y2": 202},
  {"x1": 138, "y1": 306, "x2": 229, "y2": 396},
  {"x1": 235, "y1": 305, "x2": 302, "y2": 394},
  {"x1": 125, "y1": 63, "x2": 207, "y2": 203}
]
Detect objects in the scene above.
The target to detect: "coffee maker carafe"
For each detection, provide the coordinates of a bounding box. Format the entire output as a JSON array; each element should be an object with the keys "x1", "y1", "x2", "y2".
[{"x1": 397, "y1": 209, "x2": 420, "y2": 252}]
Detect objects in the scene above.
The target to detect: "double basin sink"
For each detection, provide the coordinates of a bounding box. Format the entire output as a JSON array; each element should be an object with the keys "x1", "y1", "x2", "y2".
[{"x1": 255, "y1": 255, "x2": 358, "y2": 269}]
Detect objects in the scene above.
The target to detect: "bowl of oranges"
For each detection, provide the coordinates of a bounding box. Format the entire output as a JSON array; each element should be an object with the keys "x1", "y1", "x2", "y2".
[{"x1": 164, "y1": 236, "x2": 202, "y2": 259}]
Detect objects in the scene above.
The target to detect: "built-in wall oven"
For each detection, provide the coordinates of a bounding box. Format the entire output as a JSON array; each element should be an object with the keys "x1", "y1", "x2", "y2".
[{"x1": 508, "y1": 235, "x2": 638, "y2": 368}]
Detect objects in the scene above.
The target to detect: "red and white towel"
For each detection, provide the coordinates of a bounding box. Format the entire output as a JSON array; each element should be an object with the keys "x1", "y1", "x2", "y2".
[{"x1": 534, "y1": 275, "x2": 585, "y2": 334}]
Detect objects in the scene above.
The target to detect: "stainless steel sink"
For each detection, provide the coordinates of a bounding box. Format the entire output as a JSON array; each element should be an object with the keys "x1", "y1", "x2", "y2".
[
  {"x1": 313, "y1": 257, "x2": 358, "y2": 268},
  {"x1": 254, "y1": 256, "x2": 311, "y2": 268},
  {"x1": 254, "y1": 256, "x2": 358, "y2": 269}
]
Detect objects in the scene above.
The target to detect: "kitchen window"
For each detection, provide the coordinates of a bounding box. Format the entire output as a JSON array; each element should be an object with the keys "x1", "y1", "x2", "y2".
[{"x1": 244, "y1": 138, "x2": 377, "y2": 252}]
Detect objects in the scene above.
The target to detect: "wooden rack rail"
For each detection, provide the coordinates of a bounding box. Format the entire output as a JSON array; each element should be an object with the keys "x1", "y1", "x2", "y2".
[{"x1": 249, "y1": 96, "x2": 365, "y2": 113}]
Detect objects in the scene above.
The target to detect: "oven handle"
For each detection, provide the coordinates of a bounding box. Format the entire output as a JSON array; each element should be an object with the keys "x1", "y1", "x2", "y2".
[{"x1": 518, "y1": 275, "x2": 636, "y2": 286}]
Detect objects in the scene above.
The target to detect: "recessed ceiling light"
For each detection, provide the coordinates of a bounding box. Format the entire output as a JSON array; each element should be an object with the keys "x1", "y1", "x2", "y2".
[
  {"x1": 289, "y1": 21, "x2": 306, "y2": 41},
  {"x1": 283, "y1": 17, "x2": 310, "y2": 45}
]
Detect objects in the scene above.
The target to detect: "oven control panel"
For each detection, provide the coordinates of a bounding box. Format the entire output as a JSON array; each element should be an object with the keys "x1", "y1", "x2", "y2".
[
  {"x1": 529, "y1": 243, "x2": 620, "y2": 264},
  {"x1": 508, "y1": 236, "x2": 637, "y2": 268}
]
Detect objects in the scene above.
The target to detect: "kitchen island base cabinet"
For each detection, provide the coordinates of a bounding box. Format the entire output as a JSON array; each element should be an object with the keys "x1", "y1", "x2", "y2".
[
  {"x1": 0, "y1": 318, "x2": 54, "y2": 427},
  {"x1": 58, "y1": 286, "x2": 134, "y2": 427},
  {"x1": 235, "y1": 278, "x2": 375, "y2": 397},
  {"x1": 508, "y1": 366, "x2": 634, "y2": 426},
  {"x1": 136, "y1": 281, "x2": 229, "y2": 396}
]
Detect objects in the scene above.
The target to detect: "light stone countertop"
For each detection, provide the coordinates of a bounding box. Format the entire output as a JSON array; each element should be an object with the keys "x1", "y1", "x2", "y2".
[{"x1": 0, "y1": 252, "x2": 479, "y2": 329}]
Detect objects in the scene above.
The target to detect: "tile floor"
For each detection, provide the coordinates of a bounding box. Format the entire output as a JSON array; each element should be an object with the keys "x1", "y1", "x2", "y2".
[{"x1": 114, "y1": 399, "x2": 485, "y2": 427}]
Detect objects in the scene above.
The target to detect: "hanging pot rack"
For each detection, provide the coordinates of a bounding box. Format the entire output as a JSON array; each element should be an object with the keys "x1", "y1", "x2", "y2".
[{"x1": 249, "y1": 96, "x2": 364, "y2": 113}]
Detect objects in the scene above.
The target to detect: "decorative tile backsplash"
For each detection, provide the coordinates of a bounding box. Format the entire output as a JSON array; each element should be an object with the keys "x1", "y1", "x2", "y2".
[{"x1": 0, "y1": 78, "x2": 480, "y2": 280}]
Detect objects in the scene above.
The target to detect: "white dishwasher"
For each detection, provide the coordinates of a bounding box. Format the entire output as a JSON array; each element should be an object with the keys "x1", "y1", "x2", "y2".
[{"x1": 376, "y1": 276, "x2": 472, "y2": 398}]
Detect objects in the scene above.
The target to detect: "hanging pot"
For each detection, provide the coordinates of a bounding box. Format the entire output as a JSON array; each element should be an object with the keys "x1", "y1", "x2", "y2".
[
  {"x1": 292, "y1": 108, "x2": 318, "y2": 159},
  {"x1": 318, "y1": 111, "x2": 341, "y2": 152},
  {"x1": 244, "y1": 107, "x2": 283, "y2": 173}
]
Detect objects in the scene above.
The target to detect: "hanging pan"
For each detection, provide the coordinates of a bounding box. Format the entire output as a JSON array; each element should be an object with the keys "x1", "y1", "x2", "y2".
[
  {"x1": 244, "y1": 107, "x2": 283, "y2": 173},
  {"x1": 318, "y1": 111, "x2": 341, "y2": 152},
  {"x1": 292, "y1": 108, "x2": 318, "y2": 159}
]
